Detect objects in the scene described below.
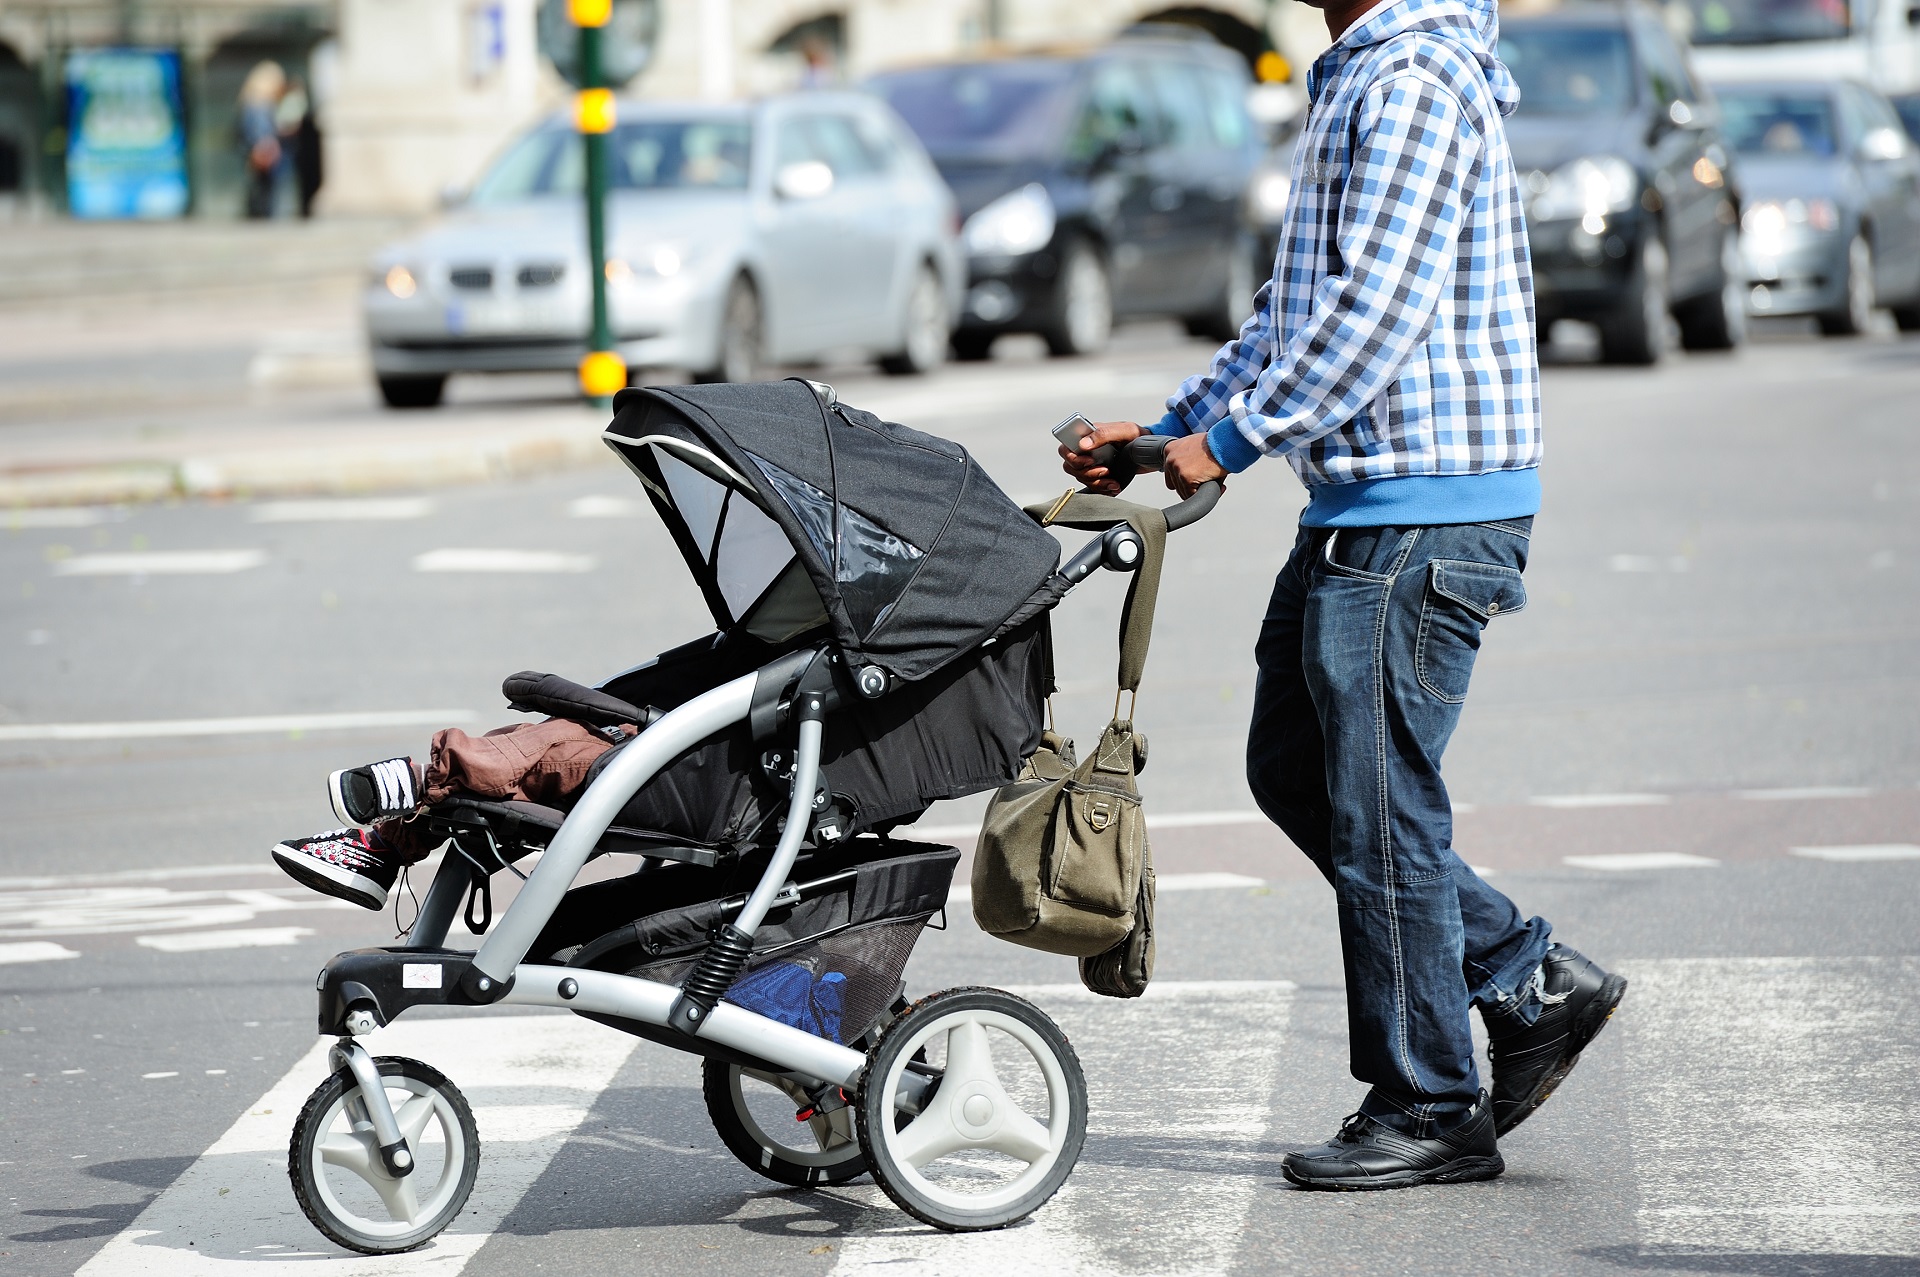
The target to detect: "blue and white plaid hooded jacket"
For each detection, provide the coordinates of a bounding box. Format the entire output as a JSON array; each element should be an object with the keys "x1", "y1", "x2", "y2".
[{"x1": 1156, "y1": 0, "x2": 1541, "y2": 527}]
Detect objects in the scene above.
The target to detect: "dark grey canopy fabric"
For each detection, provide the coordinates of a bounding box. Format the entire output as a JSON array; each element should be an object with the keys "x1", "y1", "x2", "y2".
[{"x1": 605, "y1": 380, "x2": 1062, "y2": 683}]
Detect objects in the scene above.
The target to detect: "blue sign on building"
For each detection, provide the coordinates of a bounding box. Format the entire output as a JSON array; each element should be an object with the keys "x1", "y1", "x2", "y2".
[{"x1": 65, "y1": 48, "x2": 190, "y2": 219}]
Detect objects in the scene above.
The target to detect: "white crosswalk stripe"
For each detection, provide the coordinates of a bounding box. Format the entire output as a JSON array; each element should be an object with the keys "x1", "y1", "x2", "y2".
[
  {"x1": 79, "y1": 1015, "x2": 638, "y2": 1275},
  {"x1": 1623, "y1": 958, "x2": 1920, "y2": 1258}
]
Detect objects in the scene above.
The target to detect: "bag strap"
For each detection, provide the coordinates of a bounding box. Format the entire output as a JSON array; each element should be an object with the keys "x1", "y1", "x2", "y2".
[{"x1": 1023, "y1": 492, "x2": 1168, "y2": 697}]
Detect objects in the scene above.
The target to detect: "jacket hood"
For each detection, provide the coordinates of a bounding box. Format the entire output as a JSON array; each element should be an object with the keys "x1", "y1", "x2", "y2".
[{"x1": 1317, "y1": 0, "x2": 1521, "y2": 117}]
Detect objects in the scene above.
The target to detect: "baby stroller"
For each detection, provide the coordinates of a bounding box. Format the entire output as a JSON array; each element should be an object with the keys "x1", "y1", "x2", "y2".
[{"x1": 291, "y1": 379, "x2": 1219, "y2": 1251}]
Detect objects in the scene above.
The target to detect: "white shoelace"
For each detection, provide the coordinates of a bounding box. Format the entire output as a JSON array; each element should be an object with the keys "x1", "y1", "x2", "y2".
[{"x1": 371, "y1": 758, "x2": 414, "y2": 813}]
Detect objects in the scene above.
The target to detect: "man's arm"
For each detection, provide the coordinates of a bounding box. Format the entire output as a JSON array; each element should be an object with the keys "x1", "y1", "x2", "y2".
[
  {"x1": 1155, "y1": 276, "x2": 1281, "y2": 438},
  {"x1": 1179, "y1": 70, "x2": 1486, "y2": 473}
]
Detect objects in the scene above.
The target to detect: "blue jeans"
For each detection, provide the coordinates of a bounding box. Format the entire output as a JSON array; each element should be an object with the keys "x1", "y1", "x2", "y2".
[{"x1": 1247, "y1": 519, "x2": 1553, "y2": 1135}]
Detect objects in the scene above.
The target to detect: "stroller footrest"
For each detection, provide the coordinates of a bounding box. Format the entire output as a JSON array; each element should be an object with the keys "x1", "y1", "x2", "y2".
[{"x1": 316, "y1": 947, "x2": 511, "y2": 1035}]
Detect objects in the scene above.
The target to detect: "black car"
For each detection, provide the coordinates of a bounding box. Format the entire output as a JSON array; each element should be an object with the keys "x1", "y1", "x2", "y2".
[
  {"x1": 869, "y1": 31, "x2": 1260, "y2": 359},
  {"x1": 1500, "y1": 4, "x2": 1745, "y2": 363}
]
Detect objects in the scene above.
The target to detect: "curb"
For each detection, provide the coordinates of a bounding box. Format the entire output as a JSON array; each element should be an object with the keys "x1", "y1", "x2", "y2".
[{"x1": 0, "y1": 423, "x2": 614, "y2": 509}]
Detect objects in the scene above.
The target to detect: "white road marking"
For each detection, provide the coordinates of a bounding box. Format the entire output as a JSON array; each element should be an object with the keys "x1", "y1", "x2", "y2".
[
  {"x1": 53, "y1": 550, "x2": 267, "y2": 576},
  {"x1": 0, "y1": 884, "x2": 355, "y2": 938},
  {"x1": 946, "y1": 871, "x2": 1264, "y2": 907},
  {"x1": 1625, "y1": 957, "x2": 1920, "y2": 1256},
  {"x1": 0, "y1": 940, "x2": 79, "y2": 964},
  {"x1": 1790, "y1": 844, "x2": 1920, "y2": 862},
  {"x1": 1736, "y1": 786, "x2": 1872, "y2": 801},
  {"x1": 905, "y1": 809, "x2": 1268, "y2": 841},
  {"x1": 0, "y1": 864, "x2": 281, "y2": 890},
  {"x1": 136, "y1": 926, "x2": 316, "y2": 952},
  {"x1": 79, "y1": 1014, "x2": 638, "y2": 1275},
  {"x1": 1563, "y1": 852, "x2": 1719, "y2": 871},
  {"x1": 143, "y1": 1071, "x2": 181, "y2": 1080},
  {"x1": 829, "y1": 981, "x2": 1294, "y2": 1277},
  {"x1": 3, "y1": 506, "x2": 122, "y2": 529},
  {"x1": 413, "y1": 548, "x2": 596, "y2": 573},
  {"x1": 250, "y1": 498, "x2": 435, "y2": 522},
  {"x1": 567, "y1": 494, "x2": 642, "y2": 518},
  {"x1": 0, "y1": 708, "x2": 473, "y2": 743},
  {"x1": 1531, "y1": 793, "x2": 1672, "y2": 809}
]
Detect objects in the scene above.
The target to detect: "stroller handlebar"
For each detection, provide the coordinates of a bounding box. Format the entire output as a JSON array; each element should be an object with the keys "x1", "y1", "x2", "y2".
[{"x1": 1107, "y1": 433, "x2": 1222, "y2": 532}]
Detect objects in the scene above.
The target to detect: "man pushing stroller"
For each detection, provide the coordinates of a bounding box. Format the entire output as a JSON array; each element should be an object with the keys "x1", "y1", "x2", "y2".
[{"x1": 1061, "y1": 0, "x2": 1625, "y2": 1190}]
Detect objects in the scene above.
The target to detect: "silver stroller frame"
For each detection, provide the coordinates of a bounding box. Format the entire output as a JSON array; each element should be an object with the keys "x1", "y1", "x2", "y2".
[{"x1": 291, "y1": 434, "x2": 1218, "y2": 1250}]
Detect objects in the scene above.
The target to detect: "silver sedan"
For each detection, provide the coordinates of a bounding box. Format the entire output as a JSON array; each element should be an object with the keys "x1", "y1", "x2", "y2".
[{"x1": 364, "y1": 93, "x2": 963, "y2": 408}]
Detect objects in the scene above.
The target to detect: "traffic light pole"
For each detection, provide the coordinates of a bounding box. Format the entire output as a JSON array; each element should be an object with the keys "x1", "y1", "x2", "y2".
[{"x1": 572, "y1": 0, "x2": 624, "y2": 405}]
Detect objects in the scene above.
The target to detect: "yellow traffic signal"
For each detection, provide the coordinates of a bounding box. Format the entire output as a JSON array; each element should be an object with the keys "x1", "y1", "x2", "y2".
[
  {"x1": 575, "y1": 88, "x2": 616, "y2": 134},
  {"x1": 579, "y1": 350, "x2": 628, "y2": 398}
]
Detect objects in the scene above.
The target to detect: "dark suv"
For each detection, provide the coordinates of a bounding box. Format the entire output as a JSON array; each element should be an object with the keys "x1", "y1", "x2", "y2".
[
  {"x1": 1499, "y1": 4, "x2": 1745, "y2": 362},
  {"x1": 869, "y1": 32, "x2": 1259, "y2": 359}
]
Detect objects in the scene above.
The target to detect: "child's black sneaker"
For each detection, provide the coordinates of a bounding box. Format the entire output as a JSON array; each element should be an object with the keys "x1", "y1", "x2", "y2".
[
  {"x1": 329, "y1": 757, "x2": 423, "y2": 829},
  {"x1": 271, "y1": 828, "x2": 398, "y2": 911}
]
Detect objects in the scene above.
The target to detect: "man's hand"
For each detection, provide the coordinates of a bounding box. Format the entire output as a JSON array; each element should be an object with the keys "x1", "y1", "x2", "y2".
[
  {"x1": 1058, "y1": 420, "x2": 1143, "y2": 495},
  {"x1": 1163, "y1": 432, "x2": 1228, "y2": 499}
]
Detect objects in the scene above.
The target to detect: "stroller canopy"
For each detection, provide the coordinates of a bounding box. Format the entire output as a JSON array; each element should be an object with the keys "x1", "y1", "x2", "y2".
[{"x1": 604, "y1": 380, "x2": 1061, "y2": 683}]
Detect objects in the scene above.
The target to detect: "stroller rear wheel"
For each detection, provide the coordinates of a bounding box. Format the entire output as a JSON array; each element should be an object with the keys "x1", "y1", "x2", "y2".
[
  {"x1": 289, "y1": 1055, "x2": 479, "y2": 1255},
  {"x1": 703, "y1": 1061, "x2": 869, "y2": 1187},
  {"x1": 855, "y1": 987, "x2": 1087, "y2": 1232}
]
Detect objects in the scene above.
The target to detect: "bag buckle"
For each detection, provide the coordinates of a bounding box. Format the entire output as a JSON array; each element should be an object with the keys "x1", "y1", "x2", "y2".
[{"x1": 1088, "y1": 799, "x2": 1113, "y2": 833}]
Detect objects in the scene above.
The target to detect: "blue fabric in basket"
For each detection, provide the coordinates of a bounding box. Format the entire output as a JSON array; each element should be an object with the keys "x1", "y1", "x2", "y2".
[{"x1": 725, "y1": 962, "x2": 849, "y2": 1042}]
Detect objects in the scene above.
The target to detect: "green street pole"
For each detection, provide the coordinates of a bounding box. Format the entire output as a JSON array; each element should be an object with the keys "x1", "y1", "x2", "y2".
[{"x1": 572, "y1": 0, "x2": 622, "y2": 405}]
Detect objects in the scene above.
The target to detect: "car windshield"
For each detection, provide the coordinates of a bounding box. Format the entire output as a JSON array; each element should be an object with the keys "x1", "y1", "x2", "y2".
[
  {"x1": 868, "y1": 61, "x2": 1078, "y2": 160},
  {"x1": 1680, "y1": 0, "x2": 1850, "y2": 45},
  {"x1": 1499, "y1": 27, "x2": 1636, "y2": 115},
  {"x1": 470, "y1": 118, "x2": 753, "y2": 203},
  {"x1": 1716, "y1": 90, "x2": 1840, "y2": 155}
]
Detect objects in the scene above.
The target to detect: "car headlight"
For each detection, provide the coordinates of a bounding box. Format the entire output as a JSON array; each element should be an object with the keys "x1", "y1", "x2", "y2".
[
  {"x1": 379, "y1": 265, "x2": 417, "y2": 299},
  {"x1": 1249, "y1": 170, "x2": 1292, "y2": 225},
  {"x1": 1530, "y1": 155, "x2": 1638, "y2": 228},
  {"x1": 1742, "y1": 197, "x2": 1839, "y2": 256},
  {"x1": 607, "y1": 245, "x2": 692, "y2": 281},
  {"x1": 962, "y1": 183, "x2": 1056, "y2": 257}
]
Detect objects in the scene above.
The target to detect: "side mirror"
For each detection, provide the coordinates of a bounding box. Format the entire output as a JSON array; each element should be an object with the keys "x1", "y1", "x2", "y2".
[
  {"x1": 774, "y1": 160, "x2": 834, "y2": 200},
  {"x1": 1668, "y1": 99, "x2": 1696, "y2": 128},
  {"x1": 1859, "y1": 125, "x2": 1908, "y2": 162}
]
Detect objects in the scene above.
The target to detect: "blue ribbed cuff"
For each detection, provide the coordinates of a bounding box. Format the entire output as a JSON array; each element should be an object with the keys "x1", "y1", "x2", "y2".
[
  {"x1": 1149, "y1": 411, "x2": 1184, "y2": 436},
  {"x1": 1205, "y1": 418, "x2": 1263, "y2": 473}
]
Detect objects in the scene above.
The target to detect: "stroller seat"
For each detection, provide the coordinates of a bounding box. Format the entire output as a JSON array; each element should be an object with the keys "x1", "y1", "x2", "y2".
[{"x1": 420, "y1": 792, "x2": 729, "y2": 871}]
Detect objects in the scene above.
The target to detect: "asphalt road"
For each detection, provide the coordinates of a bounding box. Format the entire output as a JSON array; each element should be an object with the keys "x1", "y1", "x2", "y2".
[{"x1": 3, "y1": 320, "x2": 1918, "y2": 1276}]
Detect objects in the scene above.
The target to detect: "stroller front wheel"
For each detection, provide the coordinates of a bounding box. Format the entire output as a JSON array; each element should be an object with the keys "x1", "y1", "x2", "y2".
[
  {"x1": 289, "y1": 1055, "x2": 480, "y2": 1255},
  {"x1": 702, "y1": 1059, "x2": 869, "y2": 1187},
  {"x1": 855, "y1": 987, "x2": 1087, "y2": 1232}
]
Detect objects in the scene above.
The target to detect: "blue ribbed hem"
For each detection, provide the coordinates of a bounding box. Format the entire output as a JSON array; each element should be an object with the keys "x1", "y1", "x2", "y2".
[
  {"x1": 1149, "y1": 411, "x2": 1184, "y2": 436},
  {"x1": 1301, "y1": 469, "x2": 1541, "y2": 527},
  {"x1": 1205, "y1": 419, "x2": 1263, "y2": 473}
]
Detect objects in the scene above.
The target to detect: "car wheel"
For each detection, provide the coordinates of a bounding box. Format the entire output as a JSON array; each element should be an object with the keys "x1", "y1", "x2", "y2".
[
  {"x1": 1043, "y1": 242, "x2": 1113, "y2": 358},
  {"x1": 951, "y1": 330, "x2": 996, "y2": 361},
  {"x1": 377, "y1": 374, "x2": 446, "y2": 409},
  {"x1": 1599, "y1": 235, "x2": 1673, "y2": 366},
  {"x1": 696, "y1": 275, "x2": 763, "y2": 384},
  {"x1": 1817, "y1": 235, "x2": 1875, "y2": 336},
  {"x1": 1676, "y1": 229, "x2": 1748, "y2": 352},
  {"x1": 880, "y1": 264, "x2": 949, "y2": 376},
  {"x1": 1183, "y1": 236, "x2": 1256, "y2": 342}
]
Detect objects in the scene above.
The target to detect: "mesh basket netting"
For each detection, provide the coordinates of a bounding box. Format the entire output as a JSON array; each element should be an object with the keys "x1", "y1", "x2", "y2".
[{"x1": 536, "y1": 839, "x2": 958, "y2": 1046}]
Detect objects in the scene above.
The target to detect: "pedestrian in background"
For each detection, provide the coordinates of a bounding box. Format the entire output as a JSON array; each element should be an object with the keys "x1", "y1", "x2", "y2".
[
  {"x1": 1063, "y1": 0, "x2": 1626, "y2": 1190},
  {"x1": 238, "y1": 60, "x2": 286, "y2": 219},
  {"x1": 280, "y1": 75, "x2": 323, "y2": 218}
]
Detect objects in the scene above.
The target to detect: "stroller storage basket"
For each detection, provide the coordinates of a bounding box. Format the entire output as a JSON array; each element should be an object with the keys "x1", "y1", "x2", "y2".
[{"x1": 536, "y1": 838, "x2": 959, "y2": 1047}]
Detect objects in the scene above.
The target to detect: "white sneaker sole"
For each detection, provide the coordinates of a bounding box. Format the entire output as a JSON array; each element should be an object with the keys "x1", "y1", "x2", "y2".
[
  {"x1": 272, "y1": 842, "x2": 390, "y2": 911},
  {"x1": 327, "y1": 768, "x2": 364, "y2": 830}
]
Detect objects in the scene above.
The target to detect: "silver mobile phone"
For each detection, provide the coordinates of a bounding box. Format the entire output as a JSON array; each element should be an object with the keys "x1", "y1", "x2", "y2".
[{"x1": 1051, "y1": 412, "x2": 1097, "y2": 451}]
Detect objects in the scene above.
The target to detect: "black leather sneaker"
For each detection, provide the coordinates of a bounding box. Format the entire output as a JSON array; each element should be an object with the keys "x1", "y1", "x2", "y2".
[
  {"x1": 1485, "y1": 944, "x2": 1628, "y2": 1137},
  {"x1": 1282, "y1": 1093, "x2": 1504, "y2": 1191},
  {"x1": 271, "y1": 828, "x2": 398, "y2": 911}
]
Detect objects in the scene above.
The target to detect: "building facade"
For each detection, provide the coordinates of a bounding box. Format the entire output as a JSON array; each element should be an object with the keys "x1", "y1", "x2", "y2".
[{"x1": 0, "y1": 0, "x2": 1324, "y2": 219}]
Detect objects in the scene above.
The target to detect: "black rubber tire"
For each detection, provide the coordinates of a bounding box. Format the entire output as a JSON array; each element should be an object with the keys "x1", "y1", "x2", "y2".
[
  {"x1": 289, "y1": 1056, "x2": 479, "y2": 1255},
  {"x1": 695, "y1": 274, "x2": 763, "y2": 383},
  {"x1": 1892, "y1": 301, "x2": 1920, "y2": 333},
  {"x1": 1041, "y1": 242, "x2": 1114, "y2": 357},
  {"x1": 1676, "y1": 229, "x2": 1747, "y2": 352},
  {"x1": 1599, "y1": 236, "x2": 1672, "y2": 366},
  {"x1": 879, "y1": 263, "x2": 950, "y2": 376},
  {"x1": 1817, "y1": 235, "x2": 1876, "y2": 337},
  {"x1": 1182, "y1": 235, "x2": 1256, "y2": 342},
  {"x1": 950, "y1": 329, "x2": 996, "y2": 361},
  {"x1": 855, "y1": 986, "x2": 1087, "y2": 1233},
  {"x1": 376, "y1": 374, "x2": 446, "y2": 409},
  {"x1": 702, "y1": 1061, "x2": 870, "y2": 1188}
]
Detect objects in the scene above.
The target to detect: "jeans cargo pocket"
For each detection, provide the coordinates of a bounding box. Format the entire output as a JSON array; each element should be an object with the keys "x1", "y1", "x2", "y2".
[{"x1": 1416, "y1": 559, "x2": 1527, "y2": 703}]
